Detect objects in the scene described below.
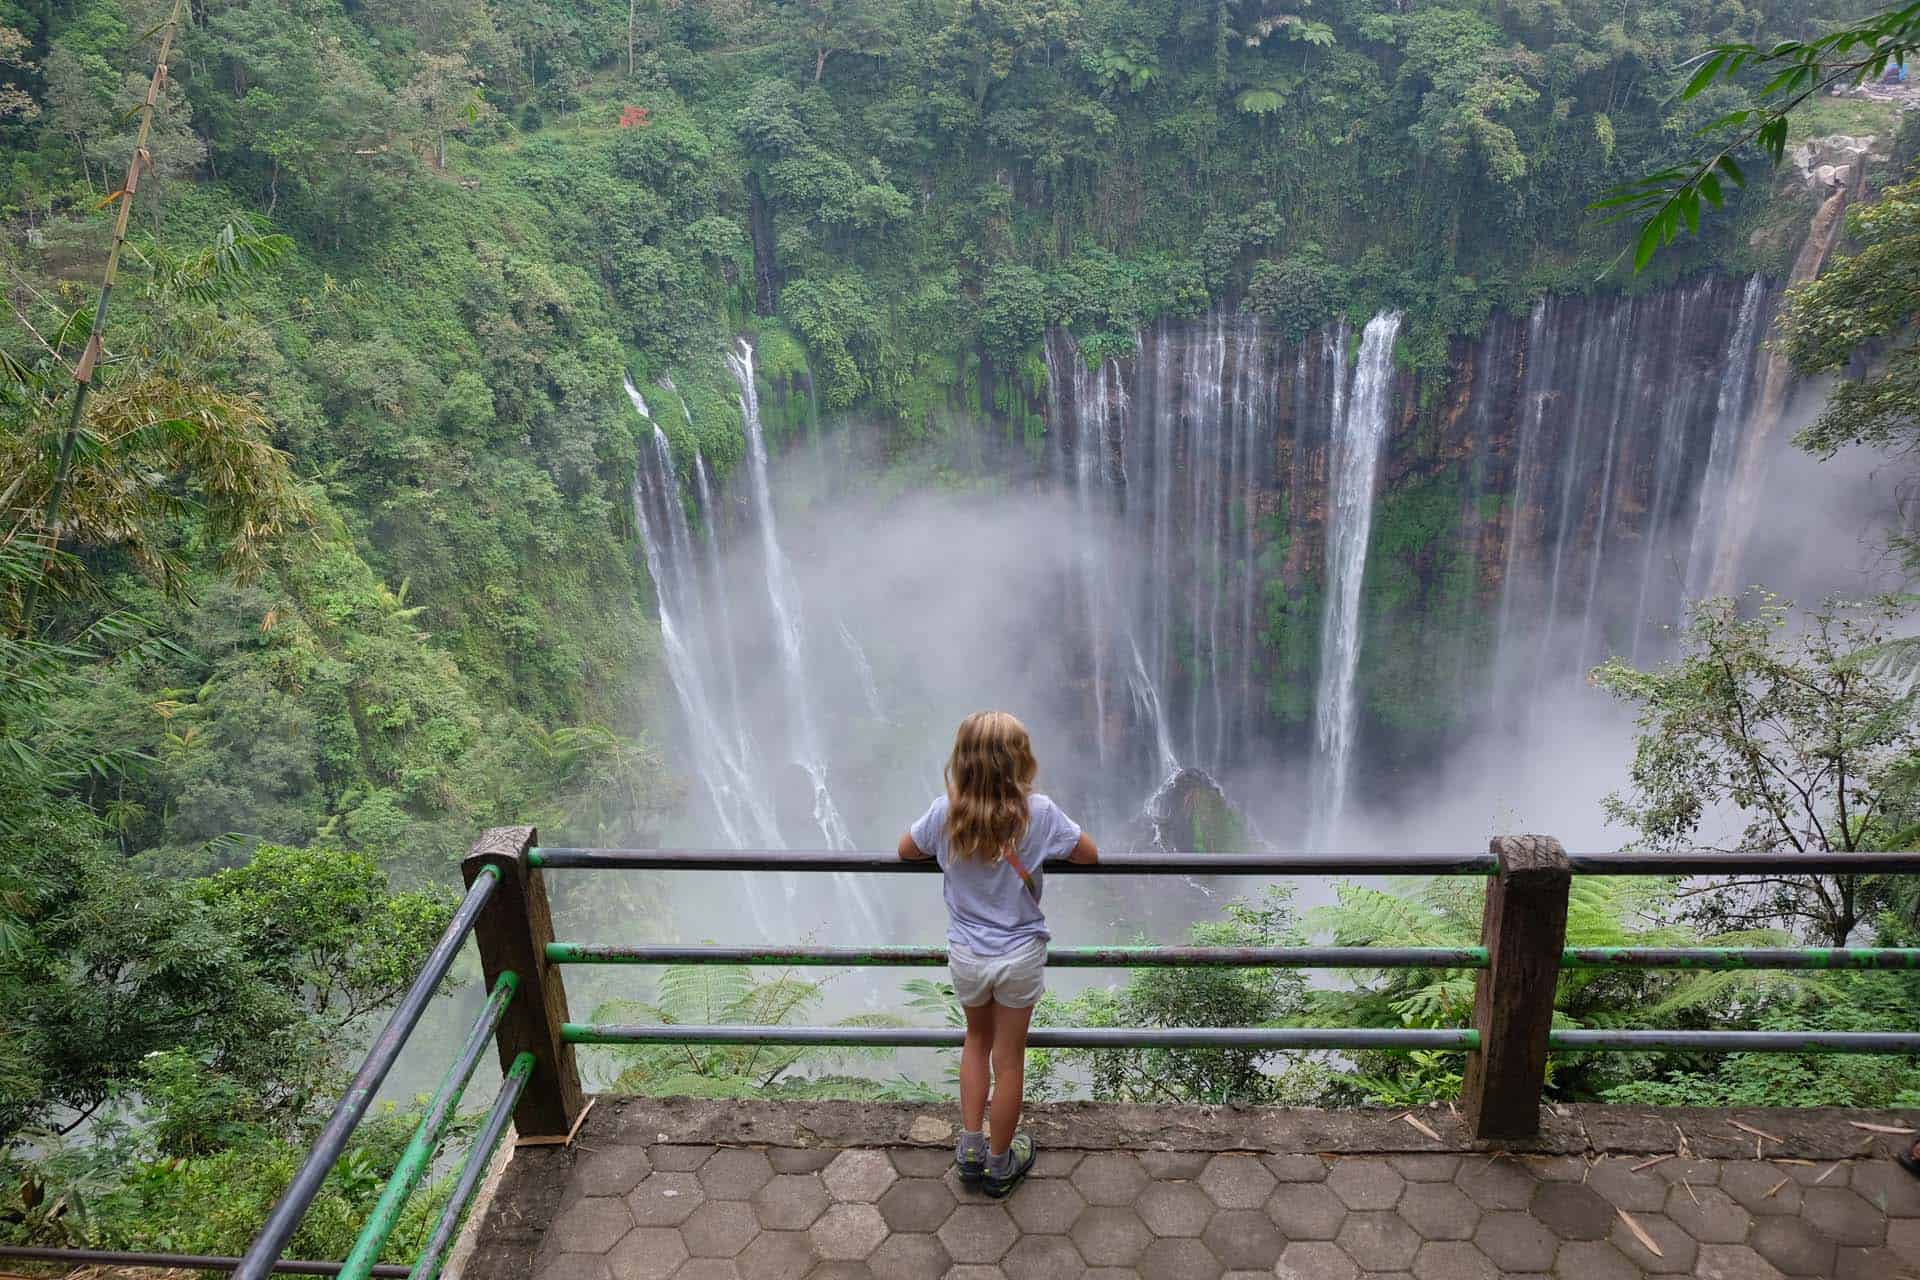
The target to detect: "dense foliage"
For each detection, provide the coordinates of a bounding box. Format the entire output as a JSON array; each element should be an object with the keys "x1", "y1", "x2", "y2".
[{"x1": 4, "y1": 0, "x2": 1920, "y2": 1260}]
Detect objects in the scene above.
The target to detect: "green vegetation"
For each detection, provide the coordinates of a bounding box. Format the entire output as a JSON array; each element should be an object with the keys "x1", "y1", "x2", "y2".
[{"x1": 4, "y1": 0, "x2": 1920, "y2": 1260}]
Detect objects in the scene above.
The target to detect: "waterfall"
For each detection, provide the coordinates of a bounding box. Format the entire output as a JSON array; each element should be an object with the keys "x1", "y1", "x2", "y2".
[
  {"x1": 626, "y1": 389, "x2": 787, "y2": 935},
  {"x1": 1683, "y1": 273, "x2": 1767, "y2": 606},
  {"x1": 725, "y1": 338, "x2": 859, "y2": 855},
  {"x1": 837, "y1": 618, "x2": 886, "y2": 722},
  {"x1": 1307, "y1": 311, "x2": 1403, "y2": 849}
]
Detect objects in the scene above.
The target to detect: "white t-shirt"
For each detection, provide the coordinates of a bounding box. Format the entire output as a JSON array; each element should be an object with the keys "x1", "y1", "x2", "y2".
[{"x1": 910, "y1": 793, "x2": 1082, "y2": 956}]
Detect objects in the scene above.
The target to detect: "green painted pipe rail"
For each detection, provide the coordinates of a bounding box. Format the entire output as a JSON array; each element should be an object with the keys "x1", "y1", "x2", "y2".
[
  {"x1": 561, "y1": 1023, "x2": 1480, "y2": 1051},
  {"x1": 337, "y1": 972, "x2": 518, "y2": 1280},
  {"x1": 545, "y1": 942, "x2": 1920, "y2": 971},
  {"x1": 408, "y1": 1051, "x2": 535, "y2": 1280},
  {"x1": 1561, "y1": 947, "x2": 1920, "y2": 970}
]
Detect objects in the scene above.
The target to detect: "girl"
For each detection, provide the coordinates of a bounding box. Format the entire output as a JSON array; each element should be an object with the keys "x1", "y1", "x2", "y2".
[{"x1": 898, "y1": 711, "x2": 1098, "y2": 1197}]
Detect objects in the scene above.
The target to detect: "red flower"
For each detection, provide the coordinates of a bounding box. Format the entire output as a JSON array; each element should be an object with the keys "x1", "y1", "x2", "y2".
[{"x1": 619, "y1": 105, "x2": 652, "y2": 128}]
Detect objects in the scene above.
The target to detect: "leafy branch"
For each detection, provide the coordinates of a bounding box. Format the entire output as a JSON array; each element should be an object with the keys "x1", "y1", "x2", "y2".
[{"x1": 1597, "y1": 3, "x2": 1920, "y2": 270}]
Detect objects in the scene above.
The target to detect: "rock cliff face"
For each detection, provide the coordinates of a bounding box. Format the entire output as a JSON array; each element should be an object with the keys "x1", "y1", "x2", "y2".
[
  {"x1": 640, "y1": 276, "x2": 1789, "y2": 846},
  {"x1": 1040, "y1": 276, "x2": 1775, "y2": 815}
]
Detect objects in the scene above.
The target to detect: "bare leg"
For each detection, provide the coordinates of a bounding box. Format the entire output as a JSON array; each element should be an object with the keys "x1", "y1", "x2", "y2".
[
  {"x1": 988, "y1": 1001, "x2": 1035, "y2": 1155},
  {"x1": 960, "y1": 1001, "x2": 996, "y2": 1134}
]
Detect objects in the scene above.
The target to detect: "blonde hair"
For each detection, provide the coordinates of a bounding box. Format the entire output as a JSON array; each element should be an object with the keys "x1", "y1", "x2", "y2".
[{"x1": 943, "y1": 711, "x2": 1038, "y2": 863}]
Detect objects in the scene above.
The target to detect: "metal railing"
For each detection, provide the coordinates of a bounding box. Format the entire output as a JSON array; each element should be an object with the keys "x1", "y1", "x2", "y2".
[
  {"x1": 230, "y1": 827, "x2": 1920, "y2": 1273},
  {"x1": 232, "y1": 832, "x2": 559, "y2": 1280}
]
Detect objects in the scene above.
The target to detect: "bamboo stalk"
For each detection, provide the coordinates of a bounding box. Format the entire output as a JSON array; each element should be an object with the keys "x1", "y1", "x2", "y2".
[{"x1": 20, "y1": 0, "x2": 188, "y2": 636}]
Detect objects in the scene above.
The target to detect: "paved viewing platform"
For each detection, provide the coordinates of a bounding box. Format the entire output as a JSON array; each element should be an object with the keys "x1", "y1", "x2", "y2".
[{"x1": 462, "y1": 1099, "x2": 1920, "y2": 1280}]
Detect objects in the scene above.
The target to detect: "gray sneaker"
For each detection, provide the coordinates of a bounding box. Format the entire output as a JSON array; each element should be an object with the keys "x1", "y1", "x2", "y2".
[
  {"x1": 955, "y1": 1132, "x2": 988, "y2": 1186},
  {"x1": 983, "y1": 1133, "x2": 1035, "y2": 1198}
]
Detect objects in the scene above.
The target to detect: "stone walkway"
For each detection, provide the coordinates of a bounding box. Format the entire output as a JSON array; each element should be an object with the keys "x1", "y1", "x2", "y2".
[{"x1": 463, "y1": 1100, "x2": 1920, "y2": 1280}]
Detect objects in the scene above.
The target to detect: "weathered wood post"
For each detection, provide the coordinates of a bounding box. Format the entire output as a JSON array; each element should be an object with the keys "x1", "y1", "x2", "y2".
[
  {"x1": 1460, "y1": 834, "x2": 1570, "y2": 1141},
  {"x1": 463, "y1": 826, "x2": 585, "y2": 1141}
]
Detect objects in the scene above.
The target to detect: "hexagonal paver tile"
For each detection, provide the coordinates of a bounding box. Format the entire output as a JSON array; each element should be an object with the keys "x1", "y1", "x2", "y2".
[
  {"x1": 810, "y1": 1203, "x2": 888, "y2": 1260},
  {"x1": 1611, "y1": 1211, "x2": 1698, "y2": 1274},
  {"x1": 1410, "y1": 1241, "x2": 1497, "y2": 1280},
  {"x1": 1665, "y1": 1183, "x2": 1752, "y2": 1244},
  {"x1": 1471, "y1": 1211, "x2": 1557, "y2": 1273},
  {"x1": 1696, "y1": 1243, "x2": 1789, "y2": 1280},
  {"x1": 877, "y1": 1179, "x2": 955, "y2": 1234},
  {"x1": 1007, "y1": 1177, "x2": 1085, "y2": 1234},
  {"x1": 1893, "y1": 1219, "x2": 1920, "y2": 1264},
  {"x1": 1853, "y1": 1162, "x2": 1920, "y2": 1218},
  {"x1": 1264, "y1": 1154, "x2": 1329, "y2": 1183},
  {"x1": 1835, "y1": 1244, "x2": 1911, "y2": 1279},
  {"x1": 1749, "y1": 1216, "x2": 1841, "y2": 1277},
  {"x1": 1143, "y1": 1150, "x2": 1212, "y2": 1179},
  {"x1": 1198, "y1": 1155, "x2": 1276, "y2": 1210},
  {"x1": 1397, "y1": 1182, "x2": 1478, "y2": 1241},
  {"x1": 607, "y1": 1225, "x2": 689, "y2": 1280},
  {"x1": 735, "y1": 1229, "x2": 814, "y2": 1280},
  {"x1": 629, "y1": 1173, "x2": 706, "y2": 1228},
  {"x1": 1072, "y1": 1152, "x2": 1149, "y2": 1206},
  {"x1": 1325, "y1": 1160, "x2": 1404, "y2": 1211},
  {"x1": 801, "y1": 1264, "x2": 877, "y2": 1280},
  {"x1": 1033, "y1": 1149, "x2": 1084, "y2": 1178},
  {"x1": 1137, "y1": 1237, "x2": 1224, "y2": 1280},
  {"x1": 651, "y1": 1145, "x2": 717, "y2": 1172},
  {"x1": 670, "y1": 1261, "x2": 739, "y2": 1280},
  {"x1": 542, "y1": 1256, "x2": 612, "y2": 1280},
  {"x1": 1720, "y1": 1162, "x2": 1803, "y2": 1216},
  {"x1": 701, "y1": 1149, "x2": 776, "y2": 1201},
  {"x1": 1587, "y1": 1158, "x2": 1673, "y2": 1213},
  {"x1": 1138, "y1": 1181, "x2": 1215, "y2": 1237},
  {"x1": 1529, "y1": 1182, "x2": 1613, "y2": 1240},
  {"x1": 1391, "y1": 1154, "x2": 1462, "y2": 1183},
  {"x1": 580, "y1": 1145, "x2": 657, "y2": 1198},
  {"x1": 823, "y1": 1151, "x2": 898, "y2": 1203},
  {"x1": 768, "y1": 1149, "x2": 836, "y2": 1174},
  {"x1": 938, "y1": 1203, "x2": 1019, "y2": 1264},
  {"x1": 1274, "y1": 1240, "x2": 1358, "y2": 1280},
  {"x1": 754, "y1": 1175, "x2": 832, "y2": 1231},
  {"x1": 889, "y1": 1149, "x2": 953, "y2": 1178},
  {"x1": 1529, "y1": 1156, "x2": 1589, "y2": 1182},
  {"x1": 946, "y1": 1269, "x2": 1006, "y2": 1280},
  {"x1": 1199, "y1": 1209, "x2": 1282, "y2": 1269},
  {"x1": 1652, "y1": 1159, "x2": 1721, "y2": 1187},
  {"x1": 1070, "y1": 1205, "x2": 1153, "y2": 1266},
  {"x1": 1000, "y1": 1234, "x2": 1086, "y2": 1280},
  {"x1": 1456, "y1": 1159, "x2": 1537, "y2": 1211},
  {"x1": 1266, "y1": 1183, "x2": 1348, "y2": 1239},
  {"x1": 867, "y1": 1232, "x2": 952, "y2": 1280},
  {"x1": 552, "y1": 1197, "x2": 636, "y2": 1253},
  {"x1": 1336, "y1": 1210, "x2": 1420, "y2": 1271},
  {"x1": 1803, "y1": 1186, "x2": 1887, "y2": 1246},
  {"x1": 1554, "y1": 1240, "x2": 1643, "y2": 1280},
  {"x1": 683, "y1": 1201, "x2": 759, "y2": 1258}
]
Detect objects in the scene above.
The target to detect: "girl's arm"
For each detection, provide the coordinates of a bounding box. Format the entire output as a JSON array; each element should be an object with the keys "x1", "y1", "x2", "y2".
[
  {"x1": 898, "y1": 831, "x2": 933, "y2": 861},
  {"x1": 1066, "y1": 831, "x2": 1099, "y2": 864}
]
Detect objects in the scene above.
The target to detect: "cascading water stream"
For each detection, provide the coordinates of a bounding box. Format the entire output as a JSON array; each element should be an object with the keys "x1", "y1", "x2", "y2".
[
  {"x1": 1308, "y1": 311, "x2": 1403, "y2": 850},
  {"x1": 1684, "y1": 273, "x2": 1767, "y2": 606}
]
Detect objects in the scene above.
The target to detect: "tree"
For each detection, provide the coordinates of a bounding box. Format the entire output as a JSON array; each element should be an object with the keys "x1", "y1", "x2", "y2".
[
  {"x1": 1044, "y1": 890, "x2": 1311, "y2": 1105},
  {"x1": 397, "y1": 52, "x2": 491, "y2": 168},
  {"x1": 773, "y1": 0, "x2": 897, "y2": 84},
  {"x1": 1601, "y1": 3, "x2": 1920, "y2": 268},
  {"x1": 1778, "y1": 169, "x2": 1920, "y2": 462},
  {"x1": 1593, "y1": 594, "x2": 1920, "y2": 946},
  {"x1": 41, "y1": 43, "x2": 116, "y2": 190},
  {"x1": 1, "y1": 21, "x2": 38, "y2": 121}
]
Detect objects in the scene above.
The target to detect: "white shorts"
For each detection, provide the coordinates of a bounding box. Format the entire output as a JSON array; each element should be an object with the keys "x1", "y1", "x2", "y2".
[{"x1": 951, "y1": 938, "x2": 1047, "y2": 1009}]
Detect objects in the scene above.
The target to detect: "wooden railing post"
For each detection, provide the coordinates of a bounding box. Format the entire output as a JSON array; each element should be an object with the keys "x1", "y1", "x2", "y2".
[
  {"x1": 463, "y1": 826, "x2": 584, "y2": 1141},
  {"x1": 1460, "y1": 834, "x2": 1570, "y2": 1141}
]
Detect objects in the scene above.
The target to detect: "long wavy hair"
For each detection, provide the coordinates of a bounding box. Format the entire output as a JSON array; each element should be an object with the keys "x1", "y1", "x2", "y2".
[{"x1": 943, "y1": 711, "x2": 1038, "y2": 863}]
